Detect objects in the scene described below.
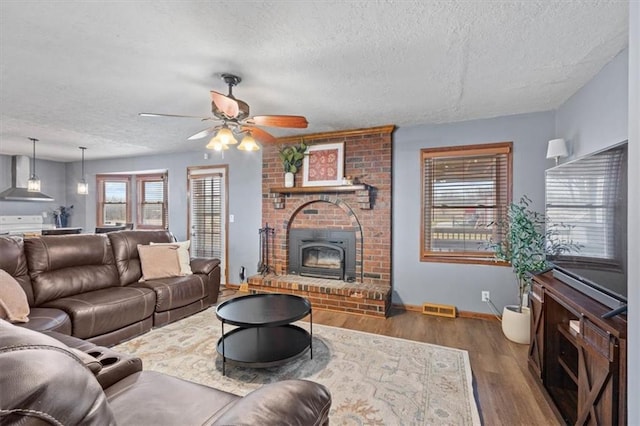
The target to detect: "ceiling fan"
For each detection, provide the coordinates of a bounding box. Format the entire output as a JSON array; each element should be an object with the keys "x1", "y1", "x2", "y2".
[{"x1": 139, "y1": 73, "x2": 308, "y2": 150}]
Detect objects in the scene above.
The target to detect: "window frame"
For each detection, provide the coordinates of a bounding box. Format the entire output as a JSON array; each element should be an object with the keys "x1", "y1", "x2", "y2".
[
  {"x1": 136, "y1": 173, "x2": 168, "y2": 229},
  {"x1": 96, "y1": 174, "x2": 132, "y2": 226},
  {"x1": 420, "y1": 141, "x2": 513, "y2": 265}
]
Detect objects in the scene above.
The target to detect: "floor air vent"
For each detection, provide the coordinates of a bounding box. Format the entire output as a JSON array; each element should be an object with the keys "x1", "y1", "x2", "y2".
[{"x1": 422, "y1": 302, "x2": 456, "y2": 318}]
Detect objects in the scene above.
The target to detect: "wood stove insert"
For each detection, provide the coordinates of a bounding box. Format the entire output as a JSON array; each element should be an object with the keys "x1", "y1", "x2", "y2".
[{"x1": 288, "y1": 228, "x2": 356, "y2": 282}]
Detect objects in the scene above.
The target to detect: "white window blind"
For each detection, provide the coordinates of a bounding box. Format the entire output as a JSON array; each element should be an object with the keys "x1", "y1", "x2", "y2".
[
  {"x1": 137, "y1": 174, "x2": 168, "y2": 229},
  {"x1": 545, "y1": 146, "x2": 626, "y2": 261},
  {"x1": 421, "y1": 142, "x2": 512, "y2": 263},
  {"x1": 188, "y1": 170, "x2": 225, "y2": 261}
]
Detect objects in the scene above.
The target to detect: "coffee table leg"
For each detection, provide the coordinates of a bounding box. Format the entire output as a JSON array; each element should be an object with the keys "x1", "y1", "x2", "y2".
[{"x1": 221, "y1": 321, "x2": 226, "y2": 376}]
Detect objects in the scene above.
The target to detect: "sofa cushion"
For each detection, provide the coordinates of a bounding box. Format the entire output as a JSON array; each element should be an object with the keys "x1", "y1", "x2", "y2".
[
  {"x1": 133, "y1": 274, "x2": 208, "y2": 312},
  {"x1": 0, "y1": 236, "x2": 35, "y2": 305},
  {"x1": 108, "y1": 230, "x2": 174, "y2": 285},
  {"x1": 24, "y1": 235, "x2": 121, "y2": 306},
  {"x1": 44, "y1": 286, "x2": 156, "y2": 339},
  {"x1": 0, "y1": 320, "x2": 117, "y2": 425},
  {"x1": 0, "y1": 269, "x2": 30, "y2": 323},
  {"x1": 18, "y1": 307, "x2": 71, "y2": 334},
  {"x1": 150, "y1": 240, "x2": 193, "y2": 275},
  {"x1": 137, "y1": 244, "x2": 182, "y2": 280}
]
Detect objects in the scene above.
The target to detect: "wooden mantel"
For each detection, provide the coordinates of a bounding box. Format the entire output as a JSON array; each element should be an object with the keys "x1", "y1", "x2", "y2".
[{"x1": 270, "y1": 184, "x2": 368, "y2": 194}]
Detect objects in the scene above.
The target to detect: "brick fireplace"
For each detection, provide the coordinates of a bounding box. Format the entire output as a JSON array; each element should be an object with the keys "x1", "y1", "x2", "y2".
[{"x1": 248, "y1": 125, "x2": 394, "y2": 317}]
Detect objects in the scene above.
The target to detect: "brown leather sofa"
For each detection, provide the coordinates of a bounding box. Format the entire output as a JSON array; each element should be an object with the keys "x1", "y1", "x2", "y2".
[
  {"x1": 0, "y1": 320, "x2": 332, "y2": 425},
  {"x1": 0, "y1": 230, "x2": 221, "y2": 346}
]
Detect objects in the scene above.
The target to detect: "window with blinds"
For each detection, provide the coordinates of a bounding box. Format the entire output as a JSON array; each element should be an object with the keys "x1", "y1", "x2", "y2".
[
  {"x1": 188, "y1": 167, "x2": 227, "y2": 284},
  {"x1": 421, "y1": 142, "x2": 512, "y2": 263},
  {"x1": 137, "y1": 173, "x2": 168, "y2": 229},
  {"x1": 545, "y1": 144, "x2": 627, "y2": 265},
  {"x1": 97, "y1": 175, "x2": 131, "y2": 225}
]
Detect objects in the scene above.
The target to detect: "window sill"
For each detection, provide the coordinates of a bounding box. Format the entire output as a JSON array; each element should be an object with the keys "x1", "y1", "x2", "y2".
[{"x1": 421, "y1": 256, "x2": 510, "y2": 266}]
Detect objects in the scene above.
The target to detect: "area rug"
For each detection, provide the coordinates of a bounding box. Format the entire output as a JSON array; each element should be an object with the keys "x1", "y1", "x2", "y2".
[{"x1": 114, "y1": 308, "x2": 481, "y2": 425}]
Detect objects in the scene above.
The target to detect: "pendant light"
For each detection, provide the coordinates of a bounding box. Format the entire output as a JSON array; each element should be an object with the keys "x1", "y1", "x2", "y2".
[
  {"x1": 27, "y1": 137, "x2": 41, "y2": 192},
  {"x1": 77, "y1": 146, "x2": 88, "y2": 195}
]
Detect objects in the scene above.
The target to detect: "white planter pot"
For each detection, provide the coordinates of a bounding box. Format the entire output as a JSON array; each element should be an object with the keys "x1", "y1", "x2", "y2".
[
  {"x1": 284, "y1": 172, "x2": 294, "y2": 188},
  {"x1": 501, "y1": 305, "x2": 531, "y2": 344}
]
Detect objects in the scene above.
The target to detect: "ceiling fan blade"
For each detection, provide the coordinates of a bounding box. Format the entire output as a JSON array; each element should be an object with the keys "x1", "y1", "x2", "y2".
[
  {"x1": 139, "y1": 112, "x2": 210, "y2": 119},
  {"x1": 248, "y1": 115, "x2": 309, "y2": 128},
  {"x1": 210, "y1": 90, "x2": 240, "y2": 118},
  {"x1": 241, "y1": 126, "x2": 276, "y2": 144},
  {"x1": 187, "y1": 126, "x2": 218, "y2": 141}
]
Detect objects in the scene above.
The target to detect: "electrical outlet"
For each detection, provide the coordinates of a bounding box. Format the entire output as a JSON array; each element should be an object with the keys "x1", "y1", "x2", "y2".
[{"x1": 481, "y1": 291, "x2": 490, "y2": 302}]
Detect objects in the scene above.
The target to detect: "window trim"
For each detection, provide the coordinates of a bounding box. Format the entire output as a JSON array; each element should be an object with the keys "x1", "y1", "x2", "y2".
[
  {"x1": 420, "y1": 141, "x2": 513, "y2": 265},
  {"x1": 96, "y1": 174, "x2": 132, "y2": 226},
  {"x1": 136, "y1": 173, "x2": 168, "y2": 229}
]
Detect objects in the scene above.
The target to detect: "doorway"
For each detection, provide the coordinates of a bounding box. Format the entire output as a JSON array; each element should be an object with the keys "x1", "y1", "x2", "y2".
[{"x1": 187, "y1": 165, "x2": 228, "y2": 284}]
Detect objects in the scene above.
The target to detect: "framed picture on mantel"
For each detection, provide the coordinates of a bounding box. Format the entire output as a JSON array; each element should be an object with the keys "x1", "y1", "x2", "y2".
[{"x1": 303, "y1": 142, "x2": 344, "y2": 187}]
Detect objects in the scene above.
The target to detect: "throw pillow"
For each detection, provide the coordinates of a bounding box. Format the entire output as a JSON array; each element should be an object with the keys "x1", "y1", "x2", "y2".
[
  {"x1": 150, "y1": 240, "x2": 193, "y2": 275},
  {"x1": 137, "y1": 245, "x2": 182, "y2": 280},
  {"x1": 0, "y1": 269, "x2": 30, "y2": 323}
]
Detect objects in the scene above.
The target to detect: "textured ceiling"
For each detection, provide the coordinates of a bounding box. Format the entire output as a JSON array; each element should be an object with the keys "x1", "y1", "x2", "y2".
[{"x1": 0, "y1": 1, "x2": 629, "y2": 161}]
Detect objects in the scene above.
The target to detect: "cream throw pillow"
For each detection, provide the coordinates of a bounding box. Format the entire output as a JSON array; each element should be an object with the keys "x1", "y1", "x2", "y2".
[
  {"x1": 137, "y1": 245, "x2": 182, "y2": 280},
  {"x1": 150, "y1": 240, "x2": 192, "y2": 275},
  {"x1": 0, "y1": 269, "x2": 30, "y2": 323}
]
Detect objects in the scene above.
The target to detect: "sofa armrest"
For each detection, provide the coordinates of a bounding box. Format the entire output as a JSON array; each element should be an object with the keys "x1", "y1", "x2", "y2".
[
  {"x1": 190, "y1": 258, "x2": 221, "y2": 305},
  {"x1": 189, "y1": 258, "x2": 220, "y2": 275},
  {"x1": 213, "y1": 379, "x2": 331, "y2": 426}
]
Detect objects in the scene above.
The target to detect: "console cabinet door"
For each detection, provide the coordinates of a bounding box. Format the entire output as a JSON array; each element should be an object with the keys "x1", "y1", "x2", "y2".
[
  {"x1": 528, "y1": 282, "x2": 544, "y2": 379},
  {"x1": 575, "y1": 318, "x2": 619, "y2": 425}
]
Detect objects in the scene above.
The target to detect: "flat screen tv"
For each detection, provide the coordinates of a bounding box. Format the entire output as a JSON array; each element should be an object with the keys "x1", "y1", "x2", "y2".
[{"x1": 545, "y1": 141, "x2": 627, "y2": 316}]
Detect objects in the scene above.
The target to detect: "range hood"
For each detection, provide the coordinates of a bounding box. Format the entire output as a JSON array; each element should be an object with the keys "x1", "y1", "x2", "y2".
[{"x1": 0, "y1": 156, "x2": 54, "y2": 202}]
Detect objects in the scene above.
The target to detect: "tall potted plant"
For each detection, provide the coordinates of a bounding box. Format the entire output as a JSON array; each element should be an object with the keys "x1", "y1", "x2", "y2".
[
  {"x1": 278, "y1": 140, "x2": 307, "y2": 188},
  {"x1": 488, "y1": 196, "x2": 579, "y2": 343}
]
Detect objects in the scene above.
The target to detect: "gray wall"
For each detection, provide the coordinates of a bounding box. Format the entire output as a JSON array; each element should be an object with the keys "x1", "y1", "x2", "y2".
[
  {"x1": 72, "y1": 148, "x2": 263, "y2": 284},
  {"x1": 1, "y1": 148, "x2": 263, "y2": 284},
  {"x1": 393, "y1": 111, "x2": 554, "y2": 313},
  {"x1": 556, "y1": 48, "x2": 629, "y2": 159},
  {"x1": 626, "y1": 4, "x2": 638, "y2": 422},
  {"x1": 555, "y1": 43, "x2": 635, "y2": 420}
]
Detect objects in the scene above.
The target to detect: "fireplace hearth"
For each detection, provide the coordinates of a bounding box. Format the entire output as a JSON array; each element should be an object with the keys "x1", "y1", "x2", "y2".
[{"x1": 288, "y1": 228, "x2": 356, "y2": 282}]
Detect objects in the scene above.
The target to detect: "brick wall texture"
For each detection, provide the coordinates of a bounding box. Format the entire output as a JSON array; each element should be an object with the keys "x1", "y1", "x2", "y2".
[{"x1": 261, "y1": 126, "x2": 394, "y2": 288}]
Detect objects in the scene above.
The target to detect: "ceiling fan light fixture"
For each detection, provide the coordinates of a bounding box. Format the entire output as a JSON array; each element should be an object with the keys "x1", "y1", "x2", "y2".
[
  {"x1": 206, "y1": 136, "x2": 229, "y2": 151},
  {"x1": 27, "y1": 137, "x2": 41, "y2": 192},
  {"x1": 237, "y1": 134, "x2": 260, "y2": 151},
  {"x1": 216, "y1": 126, "x2": 237, "y2": 145}
]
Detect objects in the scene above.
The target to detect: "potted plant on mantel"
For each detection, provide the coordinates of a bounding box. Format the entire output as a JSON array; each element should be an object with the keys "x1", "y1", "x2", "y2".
[
  {"x1": 487, "y1": 195, "x2": 579, "y2": 344},
  {"x1": 278, "y1": 140, "x2": 307, "y2": 188}
]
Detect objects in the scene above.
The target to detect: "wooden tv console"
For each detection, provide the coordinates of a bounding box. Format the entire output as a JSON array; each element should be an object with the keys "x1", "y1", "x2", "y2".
[{"x1": 528, "y1": 271, "x2": 627, "y2": 425}]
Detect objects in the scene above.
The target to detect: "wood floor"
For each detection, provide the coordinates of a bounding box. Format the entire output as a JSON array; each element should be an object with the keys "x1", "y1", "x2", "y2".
[{"x1": 219, "y1": 289, "x2": 561, "y2": 425}]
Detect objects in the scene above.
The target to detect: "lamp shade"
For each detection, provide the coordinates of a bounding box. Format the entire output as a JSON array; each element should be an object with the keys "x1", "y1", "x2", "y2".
[
  {"x1": 206, "y1": 136, "x2": 230, "y2": 151},
  {"x1": 216, "y1": 127, "x2": 237, "y2": 145},
  {"x1": 546, "y1": 138, "x2": 568, "y2": 160},
  {"x1": 237, "y1": 134, "x2": 260, "y2": 151},
  {"x1": 77, "y1": 180, "x2": 89, "y2": 195}
]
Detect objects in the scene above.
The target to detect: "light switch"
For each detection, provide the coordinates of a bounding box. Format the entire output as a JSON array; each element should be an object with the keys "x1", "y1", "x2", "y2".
[{"x1": 229, "y1": 214, "x2": 235, "y2": 223}]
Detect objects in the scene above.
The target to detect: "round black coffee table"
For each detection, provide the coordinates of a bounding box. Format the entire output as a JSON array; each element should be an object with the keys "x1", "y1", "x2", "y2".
[{"x1": 215, "y1": 293, "x2": 312, "y2": 375}]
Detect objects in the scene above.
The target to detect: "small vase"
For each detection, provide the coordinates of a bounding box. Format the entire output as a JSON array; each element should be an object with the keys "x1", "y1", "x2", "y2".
[{"x1": 284, "y1": 172, "x2": 294, "y2": 188}]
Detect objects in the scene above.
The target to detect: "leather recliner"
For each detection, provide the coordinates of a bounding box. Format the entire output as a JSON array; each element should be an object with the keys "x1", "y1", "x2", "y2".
[{"x1": 0, "y1": 320, "x2": 332, "y2": 426}]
